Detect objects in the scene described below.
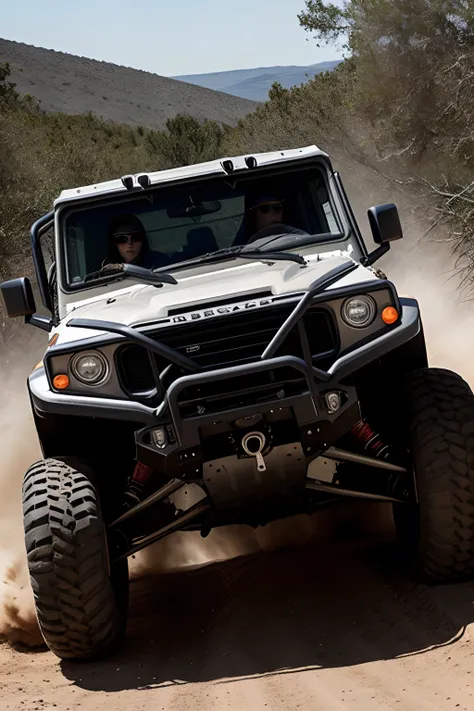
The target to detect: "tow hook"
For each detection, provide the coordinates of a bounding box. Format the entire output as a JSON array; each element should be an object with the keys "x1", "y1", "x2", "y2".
[{"x1": 241, "y1": 431, "x2": 267, "y2": 472}]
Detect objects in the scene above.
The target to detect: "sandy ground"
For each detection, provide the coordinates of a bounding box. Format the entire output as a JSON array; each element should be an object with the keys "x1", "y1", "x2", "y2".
[
  {"x1": 2, "y1": 151, "x2": 474, "y2": 710},
  {"x1": 2, "y1": 515, "x2": 474, "y2": 711}
]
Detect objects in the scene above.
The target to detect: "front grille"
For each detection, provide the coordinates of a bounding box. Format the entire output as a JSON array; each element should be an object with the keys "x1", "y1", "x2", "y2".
[
  {"x1": 118, "y1": 344, "x2": 156, "y2": 394},
  {"x1": 116, "y1": 303, "x2": 337, "y2": 405},
  {"x1": 161, "y1": 308, "x2": 299, "y2": 368}
]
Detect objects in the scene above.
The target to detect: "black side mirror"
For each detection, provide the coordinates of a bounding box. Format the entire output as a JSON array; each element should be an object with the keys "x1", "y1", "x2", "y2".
[
  {"x1": 368, "y1": 203, "x2": 403, "y2": 244},
  {"x1": 0, "y1": 277, "x2": 52, "y2": 332},
  {"x1": 0, "y1": 277, "x2": 37, "y2": 317}
]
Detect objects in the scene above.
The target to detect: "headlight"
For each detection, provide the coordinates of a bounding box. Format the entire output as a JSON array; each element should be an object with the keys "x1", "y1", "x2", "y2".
[
  {"x1": 70, "y1": 351, "x2": 109, "y2": 385},
  {"x1": 341, "y1": 295, "x2": 377, "y2": 328}
]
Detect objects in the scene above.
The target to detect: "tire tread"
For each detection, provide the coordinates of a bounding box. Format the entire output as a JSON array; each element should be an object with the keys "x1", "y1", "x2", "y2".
[
  {"x1": 403, "y1": 367, "x2": 474, "y2": 583},
  {"x1": 22, "y1": 457, "x2": 127, "y2": 660}
]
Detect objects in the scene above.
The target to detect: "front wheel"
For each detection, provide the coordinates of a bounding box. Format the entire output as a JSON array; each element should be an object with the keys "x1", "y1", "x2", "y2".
[
  {"x1": 22, "y1": 456, "x2": 129, "y2": 660},
  {"x1": 394, "y1": 368, "x2": 474, "y2": 584}
]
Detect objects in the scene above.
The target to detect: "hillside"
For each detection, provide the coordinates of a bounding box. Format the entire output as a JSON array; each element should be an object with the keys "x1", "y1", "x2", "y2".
[
  {"x1": 173, "y1": 61, "x2": 341, "y2": 101},
  {"x1": 0, "y1": 38, "x2": 258, "y2": 128}
]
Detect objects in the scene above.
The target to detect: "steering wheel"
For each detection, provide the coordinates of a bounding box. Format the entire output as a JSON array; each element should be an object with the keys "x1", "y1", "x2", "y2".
[{"x1": 247, "y1": 223, "x2": 309, "y2": 244}]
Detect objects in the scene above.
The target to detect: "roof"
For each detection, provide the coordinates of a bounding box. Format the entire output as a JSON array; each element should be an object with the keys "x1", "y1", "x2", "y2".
[{"x1": 53, "y1": 145, "x2": 328, "y2": 207}]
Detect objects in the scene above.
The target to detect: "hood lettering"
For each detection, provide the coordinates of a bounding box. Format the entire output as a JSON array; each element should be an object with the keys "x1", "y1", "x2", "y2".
[{"x1": 171, "y1": 296, "x2": 281, "y2": 324}]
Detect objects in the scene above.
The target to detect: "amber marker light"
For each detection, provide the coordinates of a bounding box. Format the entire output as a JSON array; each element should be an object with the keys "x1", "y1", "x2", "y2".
[
  {"x1": 382, "y1": 306, "x2": 399, "y2": 325},
  {"x1": 53, "y1": 374, "x2": 70, "y2": 390}
]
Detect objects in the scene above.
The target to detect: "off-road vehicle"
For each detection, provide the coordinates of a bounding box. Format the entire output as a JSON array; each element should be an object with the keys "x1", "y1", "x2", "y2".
[{"x1": 2, "y1": 145, "x2": 474, "y2": 661}]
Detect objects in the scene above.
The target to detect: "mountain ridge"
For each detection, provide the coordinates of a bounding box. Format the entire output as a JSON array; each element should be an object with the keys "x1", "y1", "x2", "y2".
[
  {"x1": 173, "y1": 60, "x2": 342, "y2": 101},
  {"x1": 0, "y1": 37, "x2": 258, "y2": 129}
]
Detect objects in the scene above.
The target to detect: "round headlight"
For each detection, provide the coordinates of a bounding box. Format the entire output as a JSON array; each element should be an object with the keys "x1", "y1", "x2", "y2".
[
  {"x1": 70, "y1": 351, "x2": 109, "y2": 385},
  {"x1": 341, "y1": 295, "x2": 377, "y2": 328}
]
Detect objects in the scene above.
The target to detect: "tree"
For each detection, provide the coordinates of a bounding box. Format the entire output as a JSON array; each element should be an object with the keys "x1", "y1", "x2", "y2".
[
  {"x1": 298, "y1": 1, "x2": 474, "y2": 57},
  {"x1": 298, "y1": 1, "x2": 351, "y2": 48},
  {"x1": 0, "y1": 63, "x2": 19, "y2": 105}
]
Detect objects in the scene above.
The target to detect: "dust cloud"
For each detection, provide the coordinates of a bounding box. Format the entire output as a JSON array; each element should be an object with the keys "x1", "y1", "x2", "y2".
[
  {"x1": 0, "y1": 342, "x2": 44, "y2": 647},
  {"x1": 1, "y1": 177, "x2": 474, "y2": 648},
  {"x1": 382, "y1": 207, "x2": 474, "y2": 386}
]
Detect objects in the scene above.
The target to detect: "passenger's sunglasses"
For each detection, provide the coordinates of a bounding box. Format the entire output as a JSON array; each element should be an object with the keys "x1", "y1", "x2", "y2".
[
  {"x1": 113, "y1": 231, "x2": 143, "y2": 244},
  {"x1": 254, "y1": 203, "x2": 283, "y2": 214}
]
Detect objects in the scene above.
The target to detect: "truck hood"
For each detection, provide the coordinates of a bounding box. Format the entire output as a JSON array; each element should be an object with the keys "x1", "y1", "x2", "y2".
[{"x1": 56, "y1": 253, "x2": 378, "y2": 344}]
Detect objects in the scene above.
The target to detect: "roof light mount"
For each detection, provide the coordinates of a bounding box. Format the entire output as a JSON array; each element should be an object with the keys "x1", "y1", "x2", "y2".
[{"x1": 121, "y1": 173, "x2": 151, "y2": 191}]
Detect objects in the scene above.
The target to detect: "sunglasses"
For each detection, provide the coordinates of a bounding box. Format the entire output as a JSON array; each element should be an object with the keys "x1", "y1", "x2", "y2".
[
  {"x1": 113, "y1": 231, "x2": 143, "y2": 244},
  {"x1": 255, "y1": 203, "x2": 283, "y2": 214}
]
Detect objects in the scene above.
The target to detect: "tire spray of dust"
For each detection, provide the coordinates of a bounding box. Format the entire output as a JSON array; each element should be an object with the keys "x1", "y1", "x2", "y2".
[{"x1": 0, "y1": 339, "x2": 45, "y2": 647}]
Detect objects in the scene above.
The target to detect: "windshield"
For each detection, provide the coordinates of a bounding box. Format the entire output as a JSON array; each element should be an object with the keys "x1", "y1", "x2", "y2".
[{"x1": 60, "y1": 165, "x2": 343, "y2": 288}]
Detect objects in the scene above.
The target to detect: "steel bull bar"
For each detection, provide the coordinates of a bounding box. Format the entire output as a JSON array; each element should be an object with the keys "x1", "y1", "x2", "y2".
[{"x1": 132, "y1": 295, "x2": 420, "y2": 467}]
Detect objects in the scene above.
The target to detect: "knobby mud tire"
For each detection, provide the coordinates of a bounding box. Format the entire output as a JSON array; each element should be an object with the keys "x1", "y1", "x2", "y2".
[
  {"x1": 22, "y1": 456, "x2": 129, "y2": 660},
  {"x1": 395, "y1": 367, "x2": 474, "y2": 584}
]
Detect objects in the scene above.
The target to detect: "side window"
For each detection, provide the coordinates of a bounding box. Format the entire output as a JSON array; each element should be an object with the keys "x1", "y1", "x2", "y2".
[
  {"x1": 40, "y1": 224, "x2": 55, "y2": 278},
  {"x1": 39, "y1": 223, "x2": 59, "y2": 318}
]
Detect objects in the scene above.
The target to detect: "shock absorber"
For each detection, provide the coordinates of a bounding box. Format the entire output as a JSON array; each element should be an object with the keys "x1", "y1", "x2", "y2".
[
  {"x1": 348, "y1": 419, "x2": 412, "y2": 499},
  {"x1": 350, "y1": 419, "x2": 393, "y2": 461},
  {"x1": 122, "y1": 461, "x2": 154, "y2": 511}
]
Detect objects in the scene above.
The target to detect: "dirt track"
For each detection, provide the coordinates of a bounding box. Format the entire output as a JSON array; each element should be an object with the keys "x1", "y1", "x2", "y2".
[
  {"x1": 2, "y1": 152, "x2": 474, "y2": 710},
  {"x1": 2, "y1": 512, "x2": 474, "y2": 710}
]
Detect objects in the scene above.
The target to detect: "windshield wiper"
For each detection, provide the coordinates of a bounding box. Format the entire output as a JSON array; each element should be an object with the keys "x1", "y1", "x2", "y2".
[
  {"x1": 155, "y1": 245, "x2": 306, "y2": 273},
  {"x1": 239, "y1": 248, "x2": 306, "y2": 265},
  {"x1": 81, "y1": 263, "x2": 178, "y2": 286}
]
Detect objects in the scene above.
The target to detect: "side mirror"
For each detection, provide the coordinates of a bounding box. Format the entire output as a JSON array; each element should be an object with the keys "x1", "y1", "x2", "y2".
[
  {"x1": 0, "y1": 277, "x2": 52, "y2": 332},
  {"x1": 0, "y1": 277, "x2": 36, "y2": 317},
  {"x1": 368, "y1": 203, "x2": 403, "y2": 244}
]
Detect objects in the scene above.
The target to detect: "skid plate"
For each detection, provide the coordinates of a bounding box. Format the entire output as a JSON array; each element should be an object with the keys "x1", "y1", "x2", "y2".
[{"x1": 203, "y1": 441, "x2": 306, "y2": 510}]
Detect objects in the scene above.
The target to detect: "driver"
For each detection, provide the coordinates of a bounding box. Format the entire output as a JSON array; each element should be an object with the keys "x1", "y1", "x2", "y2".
[
  {"x1": 246, "y1": 193, "x2": 308, "y2": 243},
  {"x1": 249, "y1": 194, "x2": 285, "y2": 232}
]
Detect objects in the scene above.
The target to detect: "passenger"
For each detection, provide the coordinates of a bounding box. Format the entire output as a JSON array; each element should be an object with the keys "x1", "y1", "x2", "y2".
[{"x1": 104, "y1": 214, "x2": 169, "y2": 269}]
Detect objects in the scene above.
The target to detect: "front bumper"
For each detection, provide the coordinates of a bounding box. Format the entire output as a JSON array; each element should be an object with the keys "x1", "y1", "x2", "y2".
[
  {"x1": 135, "y1": 354, "x2": 362, "y2": 473},
  {"x1": 29, "y1": 298, "x2": 421, "y2": 429}
]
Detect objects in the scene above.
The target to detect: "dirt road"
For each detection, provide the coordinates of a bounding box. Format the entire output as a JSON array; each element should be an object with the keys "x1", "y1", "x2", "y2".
[{"x1": 2, "y1": 510, "x2": 474, "y2": 710}]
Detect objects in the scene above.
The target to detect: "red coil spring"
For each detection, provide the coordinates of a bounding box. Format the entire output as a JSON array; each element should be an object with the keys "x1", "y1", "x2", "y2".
[{"x1": 350, "y1": 419, "x2": 391, "y2": 460}]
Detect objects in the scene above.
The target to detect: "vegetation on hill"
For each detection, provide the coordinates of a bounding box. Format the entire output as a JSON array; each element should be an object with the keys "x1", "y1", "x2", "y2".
[
  {"x1": 0, "y1": 38, "x2": 257, "y2": 129},
  {"x1": 0, "y1": 68, "x2": 227, "y2": 281}
]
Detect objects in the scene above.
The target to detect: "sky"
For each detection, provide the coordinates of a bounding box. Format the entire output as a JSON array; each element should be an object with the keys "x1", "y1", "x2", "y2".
[{"x1": 0, "y1": 0, "x2": 343, "y2": 77}]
